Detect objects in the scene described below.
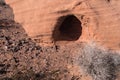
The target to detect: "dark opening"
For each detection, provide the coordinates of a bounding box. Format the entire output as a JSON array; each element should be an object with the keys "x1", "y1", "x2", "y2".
[{"x1": 52, "y1": 15, "x2": 82, "y2": 41}]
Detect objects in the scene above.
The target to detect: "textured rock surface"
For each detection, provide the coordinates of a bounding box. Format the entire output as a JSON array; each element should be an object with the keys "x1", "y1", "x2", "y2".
[
  {"x1": 0, "y1": 2, "x2": 78, "y2": 80},
  {"x1": 5, "y1": 0, "x2": 120, "y2": 50},
  {"x1": 0, "y1": 1, "x2": 14, "y2": 20},
  {"x1": 0, "y1": 0, "x2": 120, "y2": 80}
]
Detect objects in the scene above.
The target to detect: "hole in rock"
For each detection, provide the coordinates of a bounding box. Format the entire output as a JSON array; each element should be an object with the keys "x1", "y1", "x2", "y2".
[
  {"x1": 107, "y1": 0, "x2": 110, "y2": 2},
  {"x1": 52, "y1": 15, "x2": 82, "y2": 41}
]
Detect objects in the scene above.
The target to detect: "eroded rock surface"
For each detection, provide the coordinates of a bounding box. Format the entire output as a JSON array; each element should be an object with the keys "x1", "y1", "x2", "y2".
[
  {"x1": 0, "y1": 0, "x2": 120, "y2": 80},
  {"x1": 5, "y1": 0, "x2": 120, "y2": 50}
]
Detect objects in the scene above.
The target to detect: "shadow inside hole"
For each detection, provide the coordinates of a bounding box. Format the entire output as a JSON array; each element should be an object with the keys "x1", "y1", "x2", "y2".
[{"x1": 52, "y1": 15, "x2": 82, "y2": 41}]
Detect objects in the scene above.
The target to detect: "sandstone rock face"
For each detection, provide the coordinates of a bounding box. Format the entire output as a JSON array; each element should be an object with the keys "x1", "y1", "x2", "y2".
[
  {"x1": 5, "y1": 0, "x2": 120, "y2": 50},
  {"x1": 0, "y1": 1, "x2": 120, "y2": 80}
]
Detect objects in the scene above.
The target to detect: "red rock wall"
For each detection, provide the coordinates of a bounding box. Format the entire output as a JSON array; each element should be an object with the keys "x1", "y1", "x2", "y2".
[{"x1": 5, "y1": 0, "x2": 120, "y2": 50}]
